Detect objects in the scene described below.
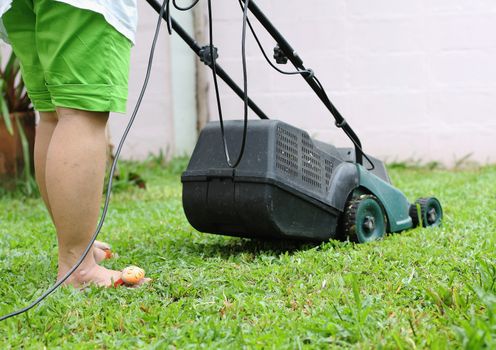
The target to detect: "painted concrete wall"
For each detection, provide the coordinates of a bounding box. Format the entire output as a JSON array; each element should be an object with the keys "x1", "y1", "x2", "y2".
[
  {"x1": 205, "y1": 0, "x2": 496, "y2": 165},
  {"x1": 170, "y1": 7, "x2": 199, "y2": 157}
]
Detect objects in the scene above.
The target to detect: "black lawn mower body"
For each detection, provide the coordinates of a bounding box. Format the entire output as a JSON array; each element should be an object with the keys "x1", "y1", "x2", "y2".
[{"x1": 181, "y1": 120, "x2": 442, "y2": 242}]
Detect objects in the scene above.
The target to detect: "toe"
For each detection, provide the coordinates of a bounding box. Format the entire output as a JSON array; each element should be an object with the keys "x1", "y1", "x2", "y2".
[
  {"x1": 93, "y1": 247, "x2": 108, "y2": 263},
  {"x1": 93, "y1": 240, "x2": 111, "y2": 250}
]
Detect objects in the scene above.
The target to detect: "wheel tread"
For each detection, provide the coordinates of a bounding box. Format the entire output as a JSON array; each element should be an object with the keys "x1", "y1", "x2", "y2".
[
  {"x1": 409, "y1": 197, "x2": 442, "y2": 228},
  {"x1": 343, "y1": 194, "x2": 380, "y2": 242}
]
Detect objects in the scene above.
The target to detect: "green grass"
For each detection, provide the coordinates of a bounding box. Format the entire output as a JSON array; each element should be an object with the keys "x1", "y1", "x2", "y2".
[{"x1": 0, "y1": 159, "x2": 495, "y2": 349}]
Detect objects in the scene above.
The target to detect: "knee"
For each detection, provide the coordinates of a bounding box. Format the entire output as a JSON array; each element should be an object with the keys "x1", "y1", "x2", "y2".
[
  {"x1": 39, "y1": 111, "x2": 59, "y2": 125},
  {"x1": 56, "y1": 107, "x2": 109, "y2": 131}
]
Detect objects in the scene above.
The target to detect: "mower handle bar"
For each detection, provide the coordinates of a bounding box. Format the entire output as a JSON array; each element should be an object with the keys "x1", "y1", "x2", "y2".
[{"x1": 145, "y1": 0, "x2": 363, "y2": 165}]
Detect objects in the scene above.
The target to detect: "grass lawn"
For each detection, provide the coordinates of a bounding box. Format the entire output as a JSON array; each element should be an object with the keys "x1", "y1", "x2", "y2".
[{"x1": 0, "y1": 158, "x2": 495, "y2": 349}]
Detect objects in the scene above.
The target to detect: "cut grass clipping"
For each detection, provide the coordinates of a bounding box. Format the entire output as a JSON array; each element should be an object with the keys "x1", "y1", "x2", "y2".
[{"x1": 0, "y1": 158, "x2": 495, "y2": 349}]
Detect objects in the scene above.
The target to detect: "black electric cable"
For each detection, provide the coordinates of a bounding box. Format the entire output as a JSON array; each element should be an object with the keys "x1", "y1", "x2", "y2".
[
  {"x1": 237, "y1": 0, "x2": 312, "y2": 78},
  {"x1": 0, "y1": 0, "x2": 168, "y2": 322},
  {"x1": 173, "y1": 0, "x2": 200, "y2": 11},
  {"x1": 165, "y1": 0, "x2": 172, "y2": 34},
  {"x1": 166, "y1": 0, "x2": 201, "y2": 34},
  {"x1": 208, "y1": 0, "x2": 251, "y2": 169}
]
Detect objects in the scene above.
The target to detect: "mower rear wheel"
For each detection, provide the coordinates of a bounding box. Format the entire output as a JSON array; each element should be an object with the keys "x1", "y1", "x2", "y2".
[
  {"x1": 409, "y1": 197, "x2": 443, "y2": 228},
  {"x1": 343, "y1": 195, "x2": 387, "y2": 243}
]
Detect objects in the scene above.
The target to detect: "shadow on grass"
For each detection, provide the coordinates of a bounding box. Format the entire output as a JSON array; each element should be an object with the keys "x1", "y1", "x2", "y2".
[{"x1": 174, "y1": 234, "x2": 343, "y2": 260}]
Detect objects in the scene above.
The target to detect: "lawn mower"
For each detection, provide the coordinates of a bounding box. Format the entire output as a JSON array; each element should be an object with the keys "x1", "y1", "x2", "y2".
[{"x1": 148, "y1": 0, "x2": 443, "y2": 243}]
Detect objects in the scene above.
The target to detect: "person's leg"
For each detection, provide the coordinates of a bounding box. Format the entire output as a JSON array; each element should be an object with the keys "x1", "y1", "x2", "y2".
[
  {"x1": 35, "y1": 112, "x2": 58, "y2": 220},
  {"x1": 46, "y1": 107, "x2": 122, "y2": 287},
  {"x1": 34, "y1": 112, "x2": 114, "y2": 263},
  {"x1": 35, "y1": 112, "x2": 111, "y2": 263}
]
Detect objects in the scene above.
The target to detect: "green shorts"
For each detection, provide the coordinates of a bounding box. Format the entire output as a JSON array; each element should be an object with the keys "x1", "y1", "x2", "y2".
[{"x1": 3, "y1": 0, "x2": 132, "y2": 113}]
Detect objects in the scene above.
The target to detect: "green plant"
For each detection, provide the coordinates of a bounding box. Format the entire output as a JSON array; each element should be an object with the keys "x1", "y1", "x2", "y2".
[
  {"x1": 0, "y1": 51, "x2": 33, "y2": 129},
  {"x1": 0, "y1": 50, "x2": 36, "y2": 194}
]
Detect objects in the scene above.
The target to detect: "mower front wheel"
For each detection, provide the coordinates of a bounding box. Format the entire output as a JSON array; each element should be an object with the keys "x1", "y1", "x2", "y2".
[
  {"x1": 409, "y1": 197, "x2": 443, "y2": 228},
  {"x1": 343, "y1": 195, "x2": 387, "y2": 243}
]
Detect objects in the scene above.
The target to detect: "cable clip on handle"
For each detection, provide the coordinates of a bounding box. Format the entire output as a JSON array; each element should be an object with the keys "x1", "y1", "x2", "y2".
[
  {"x1": 273, "y1": 44, "x2": 288, "y2": 64},
  {"x1": 335, "y1": 119, "x2": 348, "y2": 128},
  {"x1": 199, "y1": 45, "x2": 219, "y2": 67},
  {"x1": 304, "y1": 69, "x2": 314, "y2": 79}
]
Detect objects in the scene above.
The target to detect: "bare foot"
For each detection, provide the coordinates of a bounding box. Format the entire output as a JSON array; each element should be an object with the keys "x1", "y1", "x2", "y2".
[{"x1": 62, "y1": 264, "x2": 151, "y2": 288}]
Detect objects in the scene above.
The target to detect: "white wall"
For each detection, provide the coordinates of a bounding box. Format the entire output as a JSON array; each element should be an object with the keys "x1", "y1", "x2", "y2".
[
  {"x1": 206, "y1": 0, "x2": 496, "y2": 165},
  {"x1": 170, "y1": 6, "x2": 199, "y2": 157}
]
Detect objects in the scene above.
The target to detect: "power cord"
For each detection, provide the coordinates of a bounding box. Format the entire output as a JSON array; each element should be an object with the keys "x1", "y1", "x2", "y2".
[
  {"x1": 207, "y1": 0, "x2": 251, "y2": 168},
  {"x1": 0, "y1": 0, "x2": 168, "y2": 322},
  {"x1": 173, "y1": 0, "x2": 200, "y2": 11},
  {"x1": 237, "y1": 0, "x2": 312, "y2": 78},
  {"x1": 165, "y1": 1, "x2": 202, "y2": 34}
]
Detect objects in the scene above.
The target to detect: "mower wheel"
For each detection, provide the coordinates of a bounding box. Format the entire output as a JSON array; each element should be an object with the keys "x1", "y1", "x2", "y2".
[
  {"x1": 343, "y1": 195, "x2": 387, "y2": 243},
  {"x1": 409, "y1": 197, "x2": 443, "y2": 228}
]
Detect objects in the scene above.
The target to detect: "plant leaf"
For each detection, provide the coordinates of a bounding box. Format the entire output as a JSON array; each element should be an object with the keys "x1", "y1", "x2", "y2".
[
  {"x1": 0, "y1": 95, "x2": 13, "y2": 134},
  {"x1": 19, "y1": 93, "x2": 32, "y2": 112},
  {"x1": 6, "y1": 55, "x2": 20, "y2": 110},
  {"x1": 14, "y1": 79, "x2": 24, "y2": 109},
  {"x1": 14, "y1": 116, "x2": 34, "y2": 195},
  {"x1": 3, "y1": 50, "x2": 16, "y2": 81}
]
